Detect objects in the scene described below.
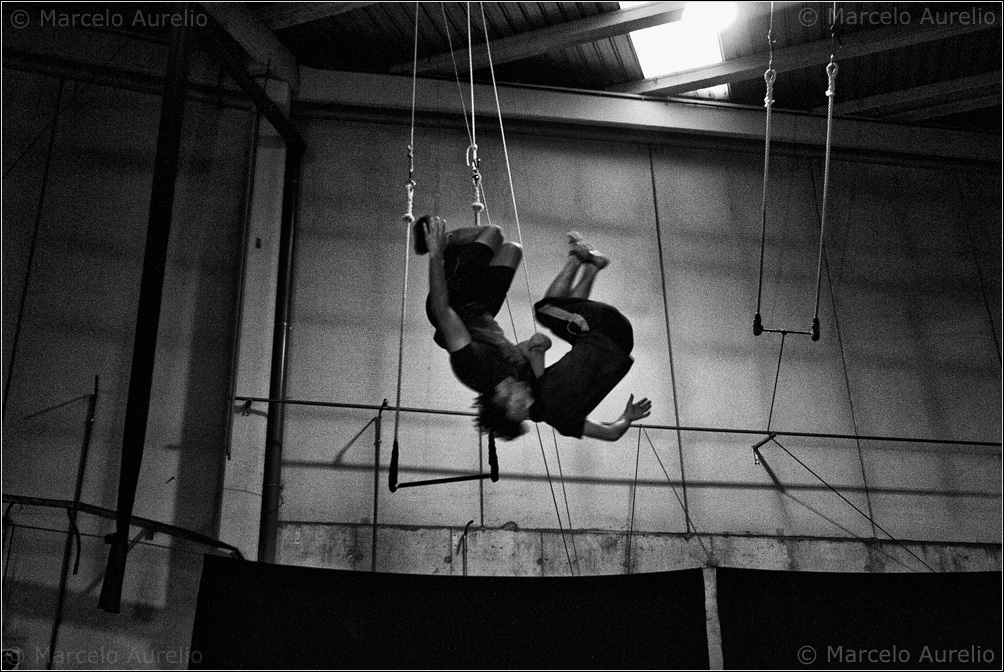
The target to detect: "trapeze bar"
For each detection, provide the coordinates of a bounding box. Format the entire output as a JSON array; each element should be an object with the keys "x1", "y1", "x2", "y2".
[
  {"x1": 394, "y1": 473, "x2": 493, "y2": 489},
  {"x1": 388, "y1": 425, "x2": 499, "y2": 492},
  {"x1": 759, "y1": 327, "x2": 814, "y2": 337}
]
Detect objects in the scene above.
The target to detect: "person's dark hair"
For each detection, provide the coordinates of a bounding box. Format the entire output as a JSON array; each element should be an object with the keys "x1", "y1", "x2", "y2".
[{"x1": 474, "y1": 392, "x2": 528, "y2": 441}]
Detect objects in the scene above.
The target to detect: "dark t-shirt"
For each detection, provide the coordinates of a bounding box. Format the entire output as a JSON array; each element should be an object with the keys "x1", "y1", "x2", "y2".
[
  {"x1": 529, "y1": 331, "x2": 634, "y2": 438},
  {"x1": 449, "y1": 311, "x2": 530, "y2": 393}
]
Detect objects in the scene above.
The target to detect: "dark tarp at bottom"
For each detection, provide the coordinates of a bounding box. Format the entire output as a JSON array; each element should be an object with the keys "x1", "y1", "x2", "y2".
[
  {"x1": 717, "y1": 567, "x2": 1002, "y2": 670},
  {"x1": 190, "y1": 555, "x2": 709, "y2": 669}
]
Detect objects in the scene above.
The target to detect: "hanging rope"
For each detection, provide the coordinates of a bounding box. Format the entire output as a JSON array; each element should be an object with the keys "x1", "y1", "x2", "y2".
[
  {"x1": 754, "y1": 2, "x2": 776, "y2": 337},
  {"x1": 466, "y1": 2, "x2": 485, "y2": 225},
  {"x1": 402, "y1": 4, "x2": 420, "y2": 228},
  {"x1": 476, "y1": 1, "x2": 578, "y2": 575},
  {"x1": 754, "y1": 0, "x2": 834, "y2": 343},
  {"x1": 387, "y1": 3, "x2": 578, "y2": 576},
  {"x1": 445, "y1": 2, "x2": 495, "y2": 232},
  {"x1": 812, "y1": 17, "x2": 839, "y2": 342},
  {"x1": 390, "y1": 3, "x2": 422, "y2": 490}
]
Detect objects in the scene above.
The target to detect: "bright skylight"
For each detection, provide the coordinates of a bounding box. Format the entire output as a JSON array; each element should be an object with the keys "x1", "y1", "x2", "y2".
[{"x1": 619, "y1": 2, "x2": 735, "y2": 100}]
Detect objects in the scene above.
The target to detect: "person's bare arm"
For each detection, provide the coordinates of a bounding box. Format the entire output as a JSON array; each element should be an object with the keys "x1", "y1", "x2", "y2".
[
  {"x1": 581, "y1": 395, "x2": 652, "y2": 441},
  {"x1": 425, "y1": 217, "x2": 471, "y2": 353}
]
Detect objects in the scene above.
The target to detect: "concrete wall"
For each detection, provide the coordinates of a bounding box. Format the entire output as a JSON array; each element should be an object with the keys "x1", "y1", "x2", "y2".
[
  {"x1": 273, "y1": 109, "x2": 1000, "y2": 569},
  {"x1": 3, "y1": 18, "x2": 251, "y2": 670},
  {"x1": 278, "y1": 521, "x2": 1002, "y2": 576}
]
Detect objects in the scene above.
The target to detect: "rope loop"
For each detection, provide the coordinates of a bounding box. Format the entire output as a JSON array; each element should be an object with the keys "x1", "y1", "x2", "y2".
[
  {"x1": 825, "y1": 60, "x2": 839, "y2": 97},
  {"x1": 402, "y1": 179, "x2": 416, "y2": 224},
  {"x1": 764, "y1": 68, "x2": 776, "y2": 106}
]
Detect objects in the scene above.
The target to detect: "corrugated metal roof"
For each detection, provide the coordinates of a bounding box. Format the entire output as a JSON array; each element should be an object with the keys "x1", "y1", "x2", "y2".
[{"x1": 254, "y1": 1, "x2": 1000, "y2": 132}]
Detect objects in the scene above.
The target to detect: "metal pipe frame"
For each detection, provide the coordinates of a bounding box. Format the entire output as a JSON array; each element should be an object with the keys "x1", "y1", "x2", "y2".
[
  {"x1": 2, "y1": 494, "x2": 244, "y2": 561},
  {"x1": 233, "y1": 396, "x2": 1002, "y2": 450},
  {"x1": 47, "y1": 378, "x2": 98, "y2": 670}
]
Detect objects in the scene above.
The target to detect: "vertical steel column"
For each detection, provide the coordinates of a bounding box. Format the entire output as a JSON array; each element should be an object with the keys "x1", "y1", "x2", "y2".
[
  {"x1": 99, "y1": 18, "x2": 190, "y2": 613},
  {"x1": 200, "y1": 13, "x2": 306, "y2": 565},
  {"x1": 257, "y1": 142, "x2": 302, "y2": 564}
]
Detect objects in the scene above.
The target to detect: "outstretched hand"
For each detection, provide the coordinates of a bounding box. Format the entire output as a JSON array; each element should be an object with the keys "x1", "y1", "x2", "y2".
[
  {"x1": 424, "y1": 216, "x2": 448, "y2": 258},
  {"x1": 623, "y1": 394, "x2": 652, "y2": 423}
]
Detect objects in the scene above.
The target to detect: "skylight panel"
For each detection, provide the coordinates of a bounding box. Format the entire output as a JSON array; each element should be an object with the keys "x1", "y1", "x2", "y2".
[{"x1": 619, "y1": 2, "x2": 736, "y2": 100}]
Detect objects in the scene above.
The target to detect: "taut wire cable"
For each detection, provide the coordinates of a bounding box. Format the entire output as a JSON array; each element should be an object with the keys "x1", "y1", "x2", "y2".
[
  {"x1": 808, "y1": 162, "x2": 878, "y2": 536},
  {"x1": 643, "y1": 430, "x2": 714, "y2": 565},
  {"x1": 442, "y1": 3, "x2": 473, "y2": 149},
  {"x1": 626, "y1": 427, "x2": 643, "y2": 573},
  {"x1": 535, "y1": 426, "x2": 577, "y2": 574},
  {"x1": 766, "y1": 331, "x2": 786, "y2": 432},
  {"x1": 648, "y1": 146, "x2": 691, "y2": 531},
  {"x1": 768, "y1": 436, "x2": 937, "y2": 572}
]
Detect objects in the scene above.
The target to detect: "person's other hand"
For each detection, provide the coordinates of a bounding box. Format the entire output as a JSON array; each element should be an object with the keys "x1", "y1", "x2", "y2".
[
  {"x1": 424, "y1": 217, "x2": 448, "y2": 258},
  {"x1": 528, "y1": 332, "x2": 552, "y2": 352},
  {"x1": 623, "y1": 394, "x2": 652, "y2": 422}
]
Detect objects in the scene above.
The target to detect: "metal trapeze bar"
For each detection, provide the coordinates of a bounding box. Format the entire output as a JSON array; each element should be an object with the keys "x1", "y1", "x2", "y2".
[
  {"x1": 394, "y1": 473, "x2": 492, "y2": 489},
  {"x1": 760, "y1": 327, "x2": 814, "y2": 337},
  {"x1": 233, "y1": 397, "x2": 1001, "y2": 449},
  {"x1": 378, "y1": 400, "x2": 500, "y2": 492}
]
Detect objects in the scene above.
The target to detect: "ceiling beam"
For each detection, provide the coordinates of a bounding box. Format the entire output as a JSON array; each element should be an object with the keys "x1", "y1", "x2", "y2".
[
  {"x1": 608, "y1": 20, "x2": 997, "y2": 96},
  {"x1": 298, "y1": 68, "x2": 999, "y2": 164},
  {"x1": 883, "y1": 94, "x2": 1002, "y2": 122},
  {"x1": 390, "y1": 2, "x2": 685, "y2": 75},
  {"x1": 816, "y1": 72, "x2": 1002, "y2": 116},
  {"x1": 200, "y1": 2, "x2": 299, "y2": 92},
  {"x1": 254, "y1": 2, "x2": 378, "y2": 31}
]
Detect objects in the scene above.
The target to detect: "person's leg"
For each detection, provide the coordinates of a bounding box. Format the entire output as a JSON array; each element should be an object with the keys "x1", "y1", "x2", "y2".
[
  {"x1": 570, "y1": 262, "x2": 600, "y2": 300},
  {"x1": 543, "y1": 255, "x2": 583, "y2": 299},
  {"x1": 414, "y1": 214, "x2": 503, "y2": 256},
  {"x1": 489, "y1": 241, "x2": 522, "y2": 270},
  {"x1": 443, "y1": 225, "x2": 503, "y2": 298},
  {"x1": 481, "y1": 242, "x2": 522, "y2": 316},
  {"x1": 448, "y1": 224, "x2": 503, "y2": 253}
]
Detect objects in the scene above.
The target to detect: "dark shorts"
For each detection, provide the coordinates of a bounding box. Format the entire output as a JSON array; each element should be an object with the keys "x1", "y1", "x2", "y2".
[
  {"x1": 427, "y1": 242, "x2": 516, "y2": 344},
  {"x1": 534, "y1": 297, "x2": 634, "y2": 354}
]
